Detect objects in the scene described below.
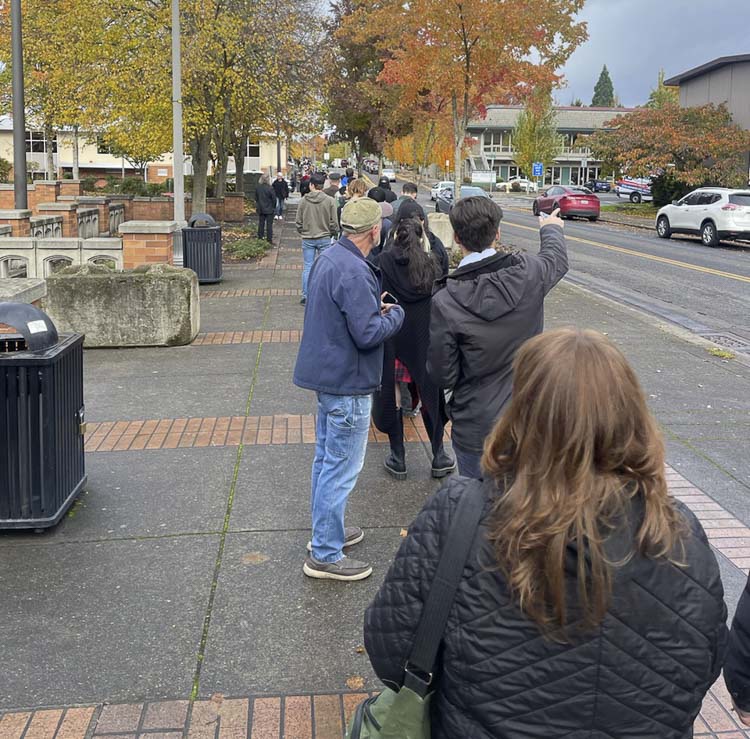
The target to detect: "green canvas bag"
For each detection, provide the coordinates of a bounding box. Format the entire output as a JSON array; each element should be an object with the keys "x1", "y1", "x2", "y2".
[{"x1": 348, "y1": 487, "x2": 485, "y2": 738}]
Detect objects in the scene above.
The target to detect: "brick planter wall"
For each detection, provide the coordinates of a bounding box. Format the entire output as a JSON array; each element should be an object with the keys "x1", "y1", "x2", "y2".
[
  {"x1": 0, "y1": 210, "x2": 32, "y2": 237},
  {"x1": 119, "y1": 220, "x2": 179, "y2": 269},
  {"x1": 78, "y1": 197, "x2": 111, "y2": 235},
  {"x1": 224, "y1": 193, "x2": 245, "y2": 222},
  {"x1": 37, "y1": 203, "x2": 79, "y2": 237},
  {"x1": 60, "y1": 180, "x2": 83, "y2": 197}
]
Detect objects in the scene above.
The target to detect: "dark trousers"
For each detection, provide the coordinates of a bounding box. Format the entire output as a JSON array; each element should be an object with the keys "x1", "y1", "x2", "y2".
[
  {"x1": 452, "y1": 440, "x2": 483, "y2": 480},
  {"x1": 258, "y1": 213, "x2": 273, "y2": 242}
]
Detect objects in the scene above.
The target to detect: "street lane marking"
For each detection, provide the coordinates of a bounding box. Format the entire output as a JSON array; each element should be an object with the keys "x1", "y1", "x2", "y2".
[{"x1": 503, "y1": 219, "x2": 750, "y2": 284}]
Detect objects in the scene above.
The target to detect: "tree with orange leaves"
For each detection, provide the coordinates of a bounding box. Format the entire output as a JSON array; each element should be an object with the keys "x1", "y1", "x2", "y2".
[{"x1": 347, "y1": 0, "x2": 587, "y2": 194}]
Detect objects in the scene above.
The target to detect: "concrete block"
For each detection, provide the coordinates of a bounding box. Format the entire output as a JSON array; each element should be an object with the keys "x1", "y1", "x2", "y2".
[
  {"x1": 0, "y1": 278, "x2": 46, "y2": 305},
  {"x1": 0, "y1": 225, "x2": 11, "y2": 237},
  {"x1": 36, "y1": 202, "x2": 77, "y2": 212},
  {"x1": 44, "y1": 263, "x2": 200, "y2": 348},
  {"x1": 429, "y1": 212, "x2": 457, "y2": 251}
]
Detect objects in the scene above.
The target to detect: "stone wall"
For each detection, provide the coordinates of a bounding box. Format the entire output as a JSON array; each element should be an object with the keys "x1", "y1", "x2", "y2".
[
  {"x1": 0, "y1": 236, "x2": 123, "y2": 278},
  {"x1": 428, "y1": 212, "x2": 457, "y2": 252},
  {"x1": 44, "y1": 263, "x2": 200, "y2": 348}
]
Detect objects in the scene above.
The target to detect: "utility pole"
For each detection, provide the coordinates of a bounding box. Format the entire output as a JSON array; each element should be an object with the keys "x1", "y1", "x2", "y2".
[
  {"x1": 11, "y1": 0, "x2": 27, "y2": 210},
  {"x1": 171, "y1": 0, "x2": 186, "y2": 264}
]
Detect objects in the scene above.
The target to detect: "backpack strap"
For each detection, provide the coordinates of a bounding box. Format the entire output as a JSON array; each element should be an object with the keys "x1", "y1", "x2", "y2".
[{"x1": 402, "y1": 485, "x2": 486, "y2": 697}]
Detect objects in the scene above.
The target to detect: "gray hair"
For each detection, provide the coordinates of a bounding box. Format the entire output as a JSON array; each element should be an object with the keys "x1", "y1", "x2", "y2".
[{"x1": 259, "y1": 174, "x2": 270, "y2": 185}]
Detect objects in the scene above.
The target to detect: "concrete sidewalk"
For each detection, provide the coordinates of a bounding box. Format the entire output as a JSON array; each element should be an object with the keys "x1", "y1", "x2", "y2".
[{"x1": 1, "y1": 211, "x2": 749, "y2": 738}]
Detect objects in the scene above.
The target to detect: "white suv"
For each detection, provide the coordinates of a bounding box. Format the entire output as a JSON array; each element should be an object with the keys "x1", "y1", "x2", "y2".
[{"x1": 656, "y1": 188, "x2": 750, "y2": 247}]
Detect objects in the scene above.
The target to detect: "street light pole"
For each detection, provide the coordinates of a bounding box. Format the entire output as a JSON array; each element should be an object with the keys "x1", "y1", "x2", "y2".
[
  {"x1": 10, "y1": 0, "x2": 27, "y2": 210},
  {"x1": 171, "y1": 0, "x2": 186, "y2": 264}
]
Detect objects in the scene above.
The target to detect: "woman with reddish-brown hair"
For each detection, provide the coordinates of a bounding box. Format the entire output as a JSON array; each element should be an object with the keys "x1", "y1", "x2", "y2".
[{"x1": 364, "y1": 327, "x2": 727, "y2": 739}]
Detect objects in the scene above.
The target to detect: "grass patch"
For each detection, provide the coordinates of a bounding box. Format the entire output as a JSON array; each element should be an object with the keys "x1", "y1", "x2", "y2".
[
  {"x1": 600, "y1": 202, "x2": 657, "y2": 218},
  {"x1": 223, "y1": 237, "x2": 271, "y2": 261},
  {"x1": 708, "y1": 347, "x2": 736, "y2": 360}
]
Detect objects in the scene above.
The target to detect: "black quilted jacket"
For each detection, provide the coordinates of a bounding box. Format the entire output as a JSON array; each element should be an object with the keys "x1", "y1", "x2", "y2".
[{"x1": 364, "y1": 478, "x2": 728, "y2": 739}]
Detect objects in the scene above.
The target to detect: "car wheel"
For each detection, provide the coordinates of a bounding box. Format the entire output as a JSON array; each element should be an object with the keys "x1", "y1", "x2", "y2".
[
  {"x1": 630, "y1": 192, "x2": 642, "y2": 204},
  {"x1": 656, "y1": 216, "x2": 672, "y2": 239},
  {"x1": 701, "y1": 220, "x2": 719, "y2": 247},
  {"x1": 532, "y1": 201, "x2": 540, "y2": 216},
  {"x1": 588, "y1": 216, "x2": 598, "y2": 222},
  {"x1": 553, "y1": 202, "x2": 564, "y2": 218}
]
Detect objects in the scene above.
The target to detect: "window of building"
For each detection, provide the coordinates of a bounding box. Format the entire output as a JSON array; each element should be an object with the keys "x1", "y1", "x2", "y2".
[
  {"x1": 25, "y1": 130, "x2": 57, "y2": 153},
  {"x1": 247, "y1": 141, "x2": 260, "y2": 158},
  {"x1": 97, "y1": 136, "x2": 114, "y2": 155},
  {"x1": 483, "y1": 130, "x2": 513, "y2": 154}
]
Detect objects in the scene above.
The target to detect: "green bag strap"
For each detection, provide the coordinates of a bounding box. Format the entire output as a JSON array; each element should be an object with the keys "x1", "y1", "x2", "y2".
[{"x1": 403, "y1": 485, "x2": 486, "y2": 698}]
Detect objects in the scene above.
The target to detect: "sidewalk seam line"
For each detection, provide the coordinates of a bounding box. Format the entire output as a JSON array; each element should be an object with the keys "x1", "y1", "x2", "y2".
[{"x1": 188, "y1": 292, "x2": 273, "y2": 706}]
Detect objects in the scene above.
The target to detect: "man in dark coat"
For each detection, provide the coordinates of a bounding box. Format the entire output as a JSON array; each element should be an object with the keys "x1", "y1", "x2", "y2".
[
  {"x1": 254, "y1": 174, "x2": 277, "y2": 242},
  {"x1": 271, "y1": 171, "x2": 289, "y2": 221},
  {"x1": 377, "y1": 175, "x2": 398, "y2": 203},
  {"x1": 427, "y1": 197, "x2": 567, "y2": 478}
]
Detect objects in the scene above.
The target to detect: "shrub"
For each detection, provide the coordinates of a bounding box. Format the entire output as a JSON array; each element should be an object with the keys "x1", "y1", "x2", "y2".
[
  {"x1": 0, "y1": 156, "x2": 12, "y2": 182},
  {"x1": 119, "y1": 177, "x2": 149, "y2": 196},
  {"x1": 146, "y1": 182, "x2": 167, "y2": 196},
  {"x1": 224, "y1": 237, "x2": 271, "y2": 261},
  {"x1": 651, "y1": 173, "x2": 693, "y2": 208},
  {"x1": 81, "y1": 176, "x2": 98, "y2": 193}
]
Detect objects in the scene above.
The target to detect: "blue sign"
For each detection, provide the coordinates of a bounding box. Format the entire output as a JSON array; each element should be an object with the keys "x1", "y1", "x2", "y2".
[{"x1": 532, "y1": 162, "x2": 544, "y2": 177}]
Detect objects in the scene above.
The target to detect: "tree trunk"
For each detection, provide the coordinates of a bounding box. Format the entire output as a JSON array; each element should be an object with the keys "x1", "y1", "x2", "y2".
[
  {"x1": 451, "y1": 94, "x2": 462, "y2": 196},
  {"x1": 44, "y1": 122, "x2": 55, "y2": 180},
  {"x1": 355, "y1": 138, "x2": 362, "y2": 177},
  {"x1": 214, "y1": 128, "x2": 228, "y2": 199},
  {"x1": 231, "y1": 130, "x2": 246, "y2": 195},
  {"x1": 72, "y1": 125, "x2": 80, "y2": 180},
  {"x1": 191, "y1": 132, "x2": 211, "y2": 214},
  {"x1": 276, "y1": 125, "x2": 282, "y2": 173}
]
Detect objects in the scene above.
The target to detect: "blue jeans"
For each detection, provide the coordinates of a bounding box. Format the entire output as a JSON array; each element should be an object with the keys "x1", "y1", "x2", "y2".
[
  {"x1": 302, "y1": 237, "x2": 332, "y2": 297},
  {"x1": 452, "y1": 439, "x2": 483, "y2": 480},
  {"x1": 311, "y1": 392, "x2": 372, "y2": 562},
  {"x1": 275, "y1": 197, "x2": 285, "y2": 217}
]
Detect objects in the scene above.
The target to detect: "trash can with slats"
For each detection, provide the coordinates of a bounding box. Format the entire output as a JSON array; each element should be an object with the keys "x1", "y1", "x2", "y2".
[
  {"x1": 183, "y1": 212, "x2": 223, "y2": 284},
  {"x1": 0, "y1": 303, "x2": 86, "y2": 530}
]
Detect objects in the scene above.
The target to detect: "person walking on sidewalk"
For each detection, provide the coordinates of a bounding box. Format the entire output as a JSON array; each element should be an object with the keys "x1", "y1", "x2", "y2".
[
  {"x1": 323, "y1": 171, "x2": 342, "y2": 198},
  {"x1": 427, "y1": 198, "x2": 568, "y2": 479},
  {"x1": 294, "y1": 198, "x2": 405, "y2": 581},
  {"x1": 370, "y1": 217, "x2": 454, "y2": 480},
  {"x1": 365, "y1": 328, "x2": 727, "y2": 738},
  {"x1": 254, "y1": 174, "x2": 277, "y2": 243},
  {"x1": 272, "y1": 171, "x2": 289, "y2": 221},
  {"x1": 392, "y1": 181, "x2": 419, "y2": 217},
  {"x1": 296, "y1": 172, "x2": 339, "y2": 305}
]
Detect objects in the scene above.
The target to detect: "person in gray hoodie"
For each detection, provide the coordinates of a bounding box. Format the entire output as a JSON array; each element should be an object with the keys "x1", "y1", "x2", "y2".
[
  {"x1": 296, "y1": 172, "x2": 339, "y2": 304},
  {"x1": 427, "y1": 197, "x2": 568, "y2": 478}
]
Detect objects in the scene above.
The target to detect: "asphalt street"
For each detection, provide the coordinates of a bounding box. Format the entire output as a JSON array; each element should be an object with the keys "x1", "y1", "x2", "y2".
[{"x1": 399, "y1": 177, "x2": 750, "y2": 347}]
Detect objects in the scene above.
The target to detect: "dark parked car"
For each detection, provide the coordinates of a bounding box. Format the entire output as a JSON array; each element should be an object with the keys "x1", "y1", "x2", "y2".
[
  {"x1": 532, "y1": 186, "x2": 600, "y2": 221},
  {"x1": 435, "y1": 185, "x2": 491, "y2": 214},
  {"x1": 585, "y1": 179, "x2": 612, "y2": 193}
]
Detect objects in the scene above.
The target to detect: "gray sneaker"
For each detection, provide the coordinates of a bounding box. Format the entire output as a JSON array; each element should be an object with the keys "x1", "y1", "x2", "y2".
[
  {"x1": 307, "y1": 526, "x2": 364, "y2": 553},
  {"x1": 303, "y1": 555, "x2": 373, "y2": 581}
]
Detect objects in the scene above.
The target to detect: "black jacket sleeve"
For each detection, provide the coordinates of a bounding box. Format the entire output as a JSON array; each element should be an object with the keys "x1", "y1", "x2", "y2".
[
  {"x1": 426, "y1": 293, "x2": 460, "y2": 390},
  {"x1": 726, "y1": 573, "x2": 750, "y2": 712},
  {"x1": 533, "y1": 223, "x2": 568, "y2": 294},
  {"x1": 364, "y1": 479, "x2": 467, "y2": 690},
  {"x1": 429, "y1": 234, "x2": 450, "y2": 276}
]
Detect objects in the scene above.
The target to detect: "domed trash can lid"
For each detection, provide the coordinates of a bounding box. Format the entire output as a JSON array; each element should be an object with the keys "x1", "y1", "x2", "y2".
[
  {"x1": 188, "y1": 212, "x2": 217, "y2": 228},
  {"x1": 0, "y1": 302, "x2": 59, "y2": 353}
]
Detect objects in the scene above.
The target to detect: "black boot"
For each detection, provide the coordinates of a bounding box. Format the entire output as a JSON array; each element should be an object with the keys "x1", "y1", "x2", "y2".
[
  {"x1": 431, "y1": 446, "x2": 457, "y2": 479},
  {"x1": 384, "y1": 411, "x2": 407, "y2": 480}
]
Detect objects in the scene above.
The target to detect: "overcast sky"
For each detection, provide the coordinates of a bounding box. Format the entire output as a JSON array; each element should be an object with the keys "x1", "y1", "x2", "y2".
[{"x1": 555, "y1": 0, "x2": 750, "y2": 107}]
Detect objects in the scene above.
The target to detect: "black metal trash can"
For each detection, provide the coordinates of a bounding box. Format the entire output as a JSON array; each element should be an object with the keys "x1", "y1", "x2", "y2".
[
  {"x1": 183, "y1": 212, "x2": 223, "y2": 284},
  {"x1": 0, "y1": 303, "x2": 86, "y2": 530}
]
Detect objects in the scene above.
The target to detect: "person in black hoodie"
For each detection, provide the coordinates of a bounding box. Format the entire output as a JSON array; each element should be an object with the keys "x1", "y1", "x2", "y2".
[
  {"x1": 377, "y1": 176, "x2": 398, "y2": 203},
  {"x1": 254, "y1": 174, "x2": 277, "y2": 242},
  {"x1": 724, "y1": 575, "x2": 750, "y2": 725},
  {"x1": 271, "y1": 171, "x2": 289, "y2": 220},
  {"x1": 371, "y1": 218, "x2": 455, "y2": 479},
  {"x1": 427, "y1": 197, "x2": 567, "y2": 479}
]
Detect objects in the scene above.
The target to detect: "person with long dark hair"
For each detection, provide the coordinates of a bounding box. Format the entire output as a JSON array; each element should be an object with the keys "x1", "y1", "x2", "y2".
[
  {"x1": 371, "y1": 218, "x2": 455, "y2": 479},
  {"x1": 365, "y1": 328, "x2": 727, "y2": 738}
]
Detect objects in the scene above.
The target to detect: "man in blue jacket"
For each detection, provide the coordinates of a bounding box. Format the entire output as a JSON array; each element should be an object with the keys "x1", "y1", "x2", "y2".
[{"x1": 294, "y1": 198, "x2": 405, "y2": 581}]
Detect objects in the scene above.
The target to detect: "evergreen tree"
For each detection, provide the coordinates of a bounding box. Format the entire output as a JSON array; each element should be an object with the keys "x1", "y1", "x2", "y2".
[
  {"x1": 646, "y1": 69, "x2": 679, "y2": 109},
  {"x1": 591, "y1": 65, "x2": 616, "y2": 107}
]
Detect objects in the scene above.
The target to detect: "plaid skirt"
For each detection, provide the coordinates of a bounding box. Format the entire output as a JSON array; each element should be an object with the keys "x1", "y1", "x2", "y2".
[{"x1": 394, "y1": 358, "x2": 412, "y2": 384}]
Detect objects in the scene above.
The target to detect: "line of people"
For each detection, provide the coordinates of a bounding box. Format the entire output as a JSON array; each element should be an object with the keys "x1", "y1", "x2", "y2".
[{"x1": 291, "y1": 182, "x2": 750, "y2": 736}]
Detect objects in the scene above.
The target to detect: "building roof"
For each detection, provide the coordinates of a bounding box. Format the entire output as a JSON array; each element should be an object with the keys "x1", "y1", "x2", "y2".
[
  {"x1": 468, "y1": 105, "x2": 636, "y2": 132},
  {"x1": 664, "y1": 55, "x2": 750, "y2": 87}
]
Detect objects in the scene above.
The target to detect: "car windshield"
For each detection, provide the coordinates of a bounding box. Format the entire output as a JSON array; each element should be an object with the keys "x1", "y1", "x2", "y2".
[
  {"x1": 461, "y1": 187, "x2": 485, "y2": 196},
  {"x1": 729, "y1": 193, "x2": 750, "y2": 206}
]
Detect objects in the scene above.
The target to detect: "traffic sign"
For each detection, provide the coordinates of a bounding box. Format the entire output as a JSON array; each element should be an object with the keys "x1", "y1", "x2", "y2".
[{"x1": 532, "y1": 162, "x2": 544, "y2": 177}]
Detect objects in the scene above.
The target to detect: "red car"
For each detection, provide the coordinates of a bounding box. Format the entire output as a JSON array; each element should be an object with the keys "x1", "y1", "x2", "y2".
[{"x1": 532, "y1": 186, "x2": 600, "y2": 221}]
